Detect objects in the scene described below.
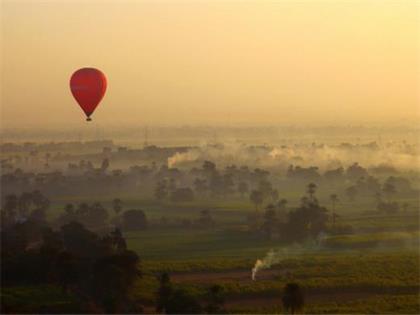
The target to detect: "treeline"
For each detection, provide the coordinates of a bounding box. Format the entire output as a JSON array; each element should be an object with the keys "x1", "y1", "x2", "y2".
[
  {"x1": 2, "y1": 157, "x2": 418, "y2": 205},
  {"x1": 1, "y1": 191, "x2": 149, "y2": 232}
]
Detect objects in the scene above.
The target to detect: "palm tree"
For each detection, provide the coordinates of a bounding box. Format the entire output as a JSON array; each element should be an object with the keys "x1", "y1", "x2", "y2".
[
  {"x1": 237, "y1": 181, "x2": 249, "y2": 198},
  {"x1": 329, "y1": 194, "x2": 339, "y2": 226},
  {"x1": 64, "y1": 203, "x2": 75, "y2": 215},
  {"x1": 282, "y1": 283, "x2": 304, "y2": 314},
  {"x1": 112, "y1": 198, "x2": 123, "y2": 215},
  {"x1": 277, "y1": 198, "x2": 288, "y2": 211},
  {"x1": 270, "y1": 189, "x2": 279, "y2": 203},
  {"x1": 306, "y1": 183, "x2": 317, "y2": 201},
  {"x1": 345, "y1": 186, "x2": 358, "y2": 202},
  {"x1": 18, "y1": 192, "x2": 32, "y2": 217},
  {"x1": 205, "y1": 284, "x2": 225, "y2": 313},
  {"x1": 250, "y1": 190, "x2": 264, "y2": 211},
  {"x1": 156, "y1": 272, "x2": 173, "y2": 313},
  {"x1": 382, "y1": 182, "x2": 396, "y2": 201}
]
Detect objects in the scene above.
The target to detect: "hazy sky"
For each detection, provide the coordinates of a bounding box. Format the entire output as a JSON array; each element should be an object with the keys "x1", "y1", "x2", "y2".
[{"x1": 1, "y1": 0, "x2": 419, "y2": 128}]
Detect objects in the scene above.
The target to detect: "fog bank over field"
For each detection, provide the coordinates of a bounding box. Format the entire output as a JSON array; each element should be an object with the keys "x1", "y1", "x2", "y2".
[{"x1": 167, "y1": 140, "x2": 419, "y2": 172}]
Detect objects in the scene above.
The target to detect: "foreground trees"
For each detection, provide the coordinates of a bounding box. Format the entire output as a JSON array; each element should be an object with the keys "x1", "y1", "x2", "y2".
[
  {"x1": 1, "y1": 219, "x2": 141, "y2": 313},
  {"x1": 156, "y1": 273, "x2": 225, "y2": 314}
]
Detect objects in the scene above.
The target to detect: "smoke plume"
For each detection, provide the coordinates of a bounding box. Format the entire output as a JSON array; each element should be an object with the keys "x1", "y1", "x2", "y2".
[{"x1": 251, "y1": 233, "x2": 327, "y2": 280}]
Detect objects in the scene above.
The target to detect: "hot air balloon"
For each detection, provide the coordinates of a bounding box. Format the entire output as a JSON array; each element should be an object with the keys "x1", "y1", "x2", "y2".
[{"x1": 70, "y1": 68, "x2": 107, "y2": 121}]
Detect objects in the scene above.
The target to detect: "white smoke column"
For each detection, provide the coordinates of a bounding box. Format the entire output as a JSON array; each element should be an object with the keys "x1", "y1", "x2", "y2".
[
  {"x1": 167, "y1": 150, "x2": 200, "y2": 168},
  {"x1": 251, "y1": 259, "x2": 263, "y2": 281},
  {"x1": 251, "y1": 235, "x2": 327, "y2": 281},
  {"x1": 251, "y1": 249, "x2": 290, "y2": 280}
]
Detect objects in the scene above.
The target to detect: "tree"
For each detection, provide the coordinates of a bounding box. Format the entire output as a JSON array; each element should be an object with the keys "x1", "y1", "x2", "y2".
[
  {"x1": 205, "y1": 285, "x2": 225, "y2": 314},
  {"x1": 165, "y1": 289, "x2": 202, "y2": 314},
  {"x1": 3, "y1": 194, "x2": 18, "y2": 214},
  {"x1": 286, "y1": 187, "x2": 329, "y2": 242},
  {"x1": 324, "y1": 167, "x2": 344, "y2": 182},
  {"x1": 194, "y1": 178, "x2": 208, "y2": 196},
  {"x1": 258, "y1": 180, "x2": 273, "y2": 200},
  {"x1": 208, "y1": 173, "x2": 224, "y2": 197},
  {"x1": 377, "y1": 201, "x2": 400, "y2": 214},
  {"x1": 250, "y1": 190, "x2": 263, "y2": 211},
  {"x1": 385, "y1": 176, "x2": 413, "y2": 194},
  {"x1": 60, "y1": 222, "x2": 102, "y2": 258},
  {"x1": 112, "y1": 198, "x2": 123, "y2": 215},
  {"x1": 64, "y1": 203, "x2": 75, "y2": 215},
  {"x1": 155, "y1": 180, "x2": 168, "y2": 201},
  {"x1": 270, "y1": 189, "x2": 279, "y2": 203},
  {"x1": 91, "y1": 250, "x2": 140, "y2": 313},
  {"x1": 168, "y1": 178, "x2": 177, "y2": 193},
  {"x1": 202, "y1": 160, "x2": 216, "y2": 174},
  {"x1": 374, "y1": 191, "x2": 382, "y2": 205},
  {"x1": 282, "y1": 283, "x2": 304, "y2": 314},
  {"x1": 106, "y1": 228, "x2": 127, "y2": 252},
  {"x1": 1, "y1": 219, "x2": 140, "y2": 313},
  {"x1": 329, "y1": 194, "x2": 339, "y2": 225},
  {"x1": 86, "y1": 202, "x2": 109, "y2": 228},
  {"x1": 261, "y1": 204, "x2": 277, "y2": 240},
  {"x1": 31, "y1": 190, "x2": 50, "y2": 211},
  {"x1": 2, "y1": 194, "x2": 18, "y2": 225},
  {"x1": 345, "y1": 186, "x2": 358, "y2": 202},
  {"x1": 382, "y1": 182, "x2": 396, "y2": 201},
  {"x1": 18, "y1": 192, "x2": 32, "y2": 217},
  {"x1": 156, "y1": 272, "x2": 202, "y2": 314},
  {"x1": 156, "y1": 272, "x2": 172, "y2": 313},
  {"x1": 100, "y1": 158, "x2": 110, "y2": 172},
  {"x1": 122, "y1": 209, "x2": 148, "y2": 231},
  {"x1": 76, "y1": 203, "x2": 90, "y2": 216},
  {"x1": 346, "y1": 162, "x2": 368, "y2": 181},
  {"x1": 29, "y1": 208, "x2": 46, "y2": 223},
  {"x1": 306, "y1": 183, "x2": 317, "y2": 201},
  {"x1": 222, "y1": 173, "x2": 235, "y2": 196},
  {"x1": 277, "y1": 198, "x2": 288, "y2": 211},
  {"x1": 277, "y1": 198, "x2": 288, "y2": 223},
  {"x1": 237, "y1": 181, "x2": 249, "y2": 197},
  {"x1": 54, "y1": 251, "x2": 79, "y2": 292}
]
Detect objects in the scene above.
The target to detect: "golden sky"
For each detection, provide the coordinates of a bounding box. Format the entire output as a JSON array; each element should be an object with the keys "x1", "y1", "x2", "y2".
[{"x1": 1, "y1": 0, "x2": 419, "y2": 128}]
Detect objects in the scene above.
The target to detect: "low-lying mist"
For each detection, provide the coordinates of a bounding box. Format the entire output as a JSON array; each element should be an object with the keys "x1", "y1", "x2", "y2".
[{"x1": 168, "y1": 141, "x2": 419, "y2": 172}]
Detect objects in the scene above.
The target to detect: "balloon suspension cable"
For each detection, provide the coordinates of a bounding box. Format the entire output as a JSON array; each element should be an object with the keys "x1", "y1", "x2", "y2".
[{"x1": 86, "y1": 117, "x2": 92, "y2": 122}]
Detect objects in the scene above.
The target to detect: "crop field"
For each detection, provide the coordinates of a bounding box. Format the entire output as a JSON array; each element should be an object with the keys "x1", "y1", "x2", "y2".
[
  {"x1": 4, "y1": 251, "x2": 419, "y2": 313},
  {"x1": 130, "y1": 252, "x2": 420, "y2": 314}
]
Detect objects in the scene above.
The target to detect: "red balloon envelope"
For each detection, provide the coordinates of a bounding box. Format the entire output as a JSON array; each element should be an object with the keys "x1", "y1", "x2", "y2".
[{"x1": 70, "y1": 68, "x2": 107, "y2": 121}]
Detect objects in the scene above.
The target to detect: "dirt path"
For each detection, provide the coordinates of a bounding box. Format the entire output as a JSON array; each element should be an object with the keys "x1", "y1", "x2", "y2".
[{"x1": 172, "y1": 268, "x2": 283, "y2": 283}]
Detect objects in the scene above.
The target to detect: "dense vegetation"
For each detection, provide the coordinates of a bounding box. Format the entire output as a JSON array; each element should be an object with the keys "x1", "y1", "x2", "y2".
[{"x1": 1, "y1": 140, "x2": 419, "y2": 313}]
